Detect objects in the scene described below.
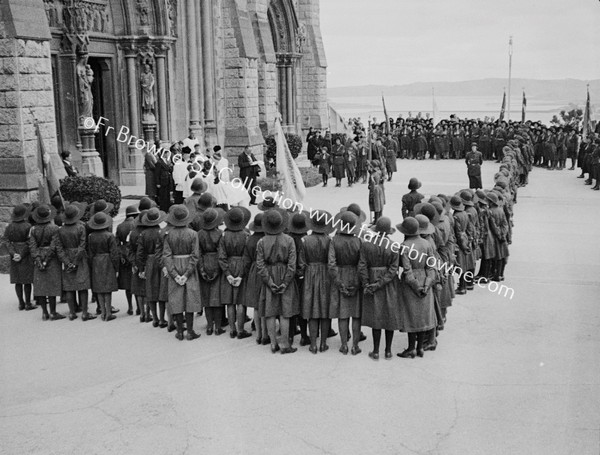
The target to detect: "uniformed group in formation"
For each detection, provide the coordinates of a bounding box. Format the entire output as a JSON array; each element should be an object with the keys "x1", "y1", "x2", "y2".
[{"x1": 2, "y1": 125, "x2": 528, "y2": 358}]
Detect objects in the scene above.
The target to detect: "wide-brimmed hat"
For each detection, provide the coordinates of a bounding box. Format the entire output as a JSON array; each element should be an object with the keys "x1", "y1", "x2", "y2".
[
  {"x1": 460, "y1": 190, "x2": 475, "y2": 207},
  {"x1": 88, "y1": 199, "x2": 114, "y2": 216},
  {"x1": 396, "y1": 217, "x2": 419, "y2": 236},
  {"x1": 31, "y1": 204, "x2": 56, "y2": 224},
  {"x1": 308, "y1": 210, "x2": 335, "y2": 234},
  {"x1": 62, "y1": 203, "x2": 86, "y2": 225},
  {"x1": 125, "y1": 204, "x2": 141, "y2": 218},
  {"x1": 431, "y1": 201, "x2": 445, "y2": 216},
  {"x1": 258, "y1": 196, "x2": 279, "y2": 211},
  {"x1": 198, "y1": 208, "x2": 225, "y2": 230},
  {"x1": 288, "y1": 211, "x2": 310, "y2": 235},
  {"x1": 140, "y1": 208, "x2": 167, "y2": 227},
  {"x1": 334, "y1": 211, "x2": 359, "y2": 235},
  {"x1": 450, "y1": 195, "x2": 464, "y2": 211},
  {"x1": 486, "y1": 192, "x2": 499, "y2": 206},
  {"x1": 249, "y1": 213, "x2": 264, "y2": 233},
  {"x1": 414, "y1": 202, "x2": 440, "y2": 225},
  {"x1": 138, "y1": 197, "x2": 155, "y2": 211},
  {"x1": 416, "y1": 214, "x2": 435, "y2": 235},
  {"x1": 87, "y1": 212, "x2": 112, "y2": 230},
  {"x1": 408, "y1": 177, "x2": 422, "y2": 190},
  {"x1": 373, "y1": 216, "x2": 395, "y2": 235},
  {"x1": 166, "y1": 204, "x2": 193, "y2": 227},
  {"x1": 263, "y1": 209, "x2": 287, "y2": 235},
  {"x1": 475, "y1": 190, "x2": 488, "y2": 205},
  {"x1": 190, "y1": 178, "x2": 208, "y2": 194},
  {"x1": 197, "y1": 193, "x2": 216, "y2": 212},
  {"x1": 11, "y1": 204, "x2": 30, "y2": 222},
  {"x1": 340, "y1": 203, "x2": 367, "y2": 223},
  {"x1": 224, "y1": 207, "x2": 250, "y2": 232}
]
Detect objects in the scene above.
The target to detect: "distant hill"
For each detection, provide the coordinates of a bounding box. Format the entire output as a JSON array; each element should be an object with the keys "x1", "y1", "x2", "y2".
[{"x1": 328, "y1": 78, "x2": 600, "y2": 100}]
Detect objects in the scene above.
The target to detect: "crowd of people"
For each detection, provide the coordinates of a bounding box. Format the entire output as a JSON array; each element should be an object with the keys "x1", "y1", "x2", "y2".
[{"x1": 2, "y1": 120, "x2": 530, "y2": 358}]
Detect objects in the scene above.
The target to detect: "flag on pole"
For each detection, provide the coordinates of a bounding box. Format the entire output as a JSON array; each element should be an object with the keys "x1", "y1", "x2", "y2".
[
  {"x1": 274, "y1": 116, "x2": 306, "y2": 204},
  {"x1": 521, "y1": 91, "x2": 527, "y2": 123},
  {"x1": 582, "y1": 85, "x2": 592, "y2": 141},
  {"x1": 432, "y1": 88, "x2": 439, "y2": 127},
  {"x1": 381, "y1": 94, "x2": 390, "y2": 134},
  {"x1": 35, "y1": 120, "x2": 63, "y2": 205},
  {"x1": 499, "y1": 90, "x2": 506, "y2": 121}
]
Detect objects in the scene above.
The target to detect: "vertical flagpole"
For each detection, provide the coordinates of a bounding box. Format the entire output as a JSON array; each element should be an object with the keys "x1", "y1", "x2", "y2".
[{"x1": 507, "y1": 36, "x2": 513, "y2": 121}]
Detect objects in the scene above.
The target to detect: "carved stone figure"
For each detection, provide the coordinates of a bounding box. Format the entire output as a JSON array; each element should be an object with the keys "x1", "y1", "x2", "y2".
[
  {"x1": 137, "y1": 0, "x2": 150, "y2": 26},
  {"x1": 140, "y1": 62, "x2": 155, "y2": 120},
  {"x1": 296, "y1": 22, "x2": 306, "y2": 53},
  {"x1": 77, "y1": 56, "x2": 94, "y2": 124},
  {"x1": 167, "y1": 0, "x2": 177, "y2": 37}
]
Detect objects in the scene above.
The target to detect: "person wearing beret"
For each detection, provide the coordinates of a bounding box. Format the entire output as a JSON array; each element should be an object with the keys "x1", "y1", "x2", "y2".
[
  {"x1": 136, "y1": 208, "x2": 168, "y2": 326},
  {"x1": 218, "y1": 206, "x2": 252, "y2": 339},
  {"x1": 2, "y1": 205, "x2": 35, "y2": 311},
  {"x1": 29, "y1": 204, "x2": 64, "y2": 320},
  {"x1": 256, "y1": 209, "x2": 298, "y2": 354},
  {"x1": 56, "y1": 203, "x2": 93, "y2": 321},
  {"x1": 397, "y1": 217, "x2": 436, "y2": 359},
  {"x1": 358, "y1": 217, "x2": 401, "y2": 360},
  {"x1": 87, "y1": 212, "x2": 120, "y2": 321},
  {"x1": 465, "y1": 143, "x2": 483, "y2": 189},
  {"x1": 162, "y1": 205, "x2": 202, "y2": 341},
  {"x1": 116, "y1": 205, "x2": 140, "y2": 316}
]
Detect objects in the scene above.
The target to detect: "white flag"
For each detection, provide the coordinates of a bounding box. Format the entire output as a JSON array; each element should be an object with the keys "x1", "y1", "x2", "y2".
[{"x1": 275, "y1": 117, "x2": 306, "y2": 204}]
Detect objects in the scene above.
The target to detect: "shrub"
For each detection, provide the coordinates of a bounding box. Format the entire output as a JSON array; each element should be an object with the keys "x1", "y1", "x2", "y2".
[
  {"x1": 299, "y1": 166, "x2": 321, "y2": 188},
  {"x1": 264, "y1": 132, "x2": 303, "y2": 167},
  {"x1": 60, "y1": 176, "x2": 121, "y2": 219}
]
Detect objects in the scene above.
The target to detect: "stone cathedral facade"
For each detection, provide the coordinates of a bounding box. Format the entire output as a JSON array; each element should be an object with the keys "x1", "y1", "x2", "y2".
[{"x1": 0, "y1": 0, "x2": 328, "y2": 216}]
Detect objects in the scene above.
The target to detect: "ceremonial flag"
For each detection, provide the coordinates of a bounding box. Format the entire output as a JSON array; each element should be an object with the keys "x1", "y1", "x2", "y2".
[
  {"x1": 521, "y1": 91, "x2": 527, "y2": 123},
  {"x1": 382, "y1": 94, "x2": 390, "y2": 134},
  {"x1": 499, "y1": 90, "x2": 506, "y2": 121},
  {"x1": 35, "y1": 120, "x2": 63, "y2": 205},
  {"x1": 274, "y1": 117, "x2": 306, "y2": 203},
  {"x1": 582, "y1": 86, "x2": 592, "y2": 141}
]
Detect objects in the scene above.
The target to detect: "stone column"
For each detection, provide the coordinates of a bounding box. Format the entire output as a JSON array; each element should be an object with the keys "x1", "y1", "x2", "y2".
[
  {"x1": 186, "y1": 0, "x2": 201, "y2": 135},
  {"x1": 286, "y1": 60, "x2": 294, "y2": 125},
  {"x1": 201, "y1": 0, "x2": 217, "y2": 131},
  {"x1": 155, "y1": 46, "x2": 169, "y2": 143}
]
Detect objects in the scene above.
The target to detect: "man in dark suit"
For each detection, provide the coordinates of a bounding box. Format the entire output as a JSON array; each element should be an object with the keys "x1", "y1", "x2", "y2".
[
  {"x1": 238, "y1": 146, "x2": 260, "y2": 205},
  {"x1": 465, "y1": 142, "x2": 484, "y2": 189},
  {"x1": 155, "y1": 149, "x2": 173, "y2": 211}
]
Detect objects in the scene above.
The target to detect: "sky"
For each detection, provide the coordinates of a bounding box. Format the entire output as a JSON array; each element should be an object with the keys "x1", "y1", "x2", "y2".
[{"x1": 320, "y1": 0, "x2": 600, "y2": 87}]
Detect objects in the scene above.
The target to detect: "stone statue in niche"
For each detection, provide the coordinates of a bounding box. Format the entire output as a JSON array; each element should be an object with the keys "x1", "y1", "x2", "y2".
[
  {"x1": 77, "y1": 55, "x2": 94, "y2": 125},
  {"x1": 137, "y1": 0, "x2": 150, "y2": 26},
  {"x1": 44, "y1": 0, "x2": 60, "y2": 28},
  {"x1": 140, "y1": 61, "x2": 156, "y2": 122},
  {"x1": 166, "y1": 0, "x2": 177, "y2": 37},
  {"x1": 296, "y1": 22, "x2": 306, "y2": 54}
]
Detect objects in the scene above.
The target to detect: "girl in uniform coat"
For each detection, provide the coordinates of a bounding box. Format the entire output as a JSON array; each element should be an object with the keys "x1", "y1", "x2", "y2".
[
  {"x1": 87, "y1": 212, "x2": 120, "y2": 321},
  {"x1": 396, "y1": 217, "x2": 437, "y2": 358},
  {"x1": 473, "y1": 191, "x2": 494, "y2": 283},
  {"x1": 29, "y1": 205, "x2": 64, "y2": 320},
  {"x1": 115, "y1": 205, "x2": 139, "y2": 315},
  {"x1": 162, "y1": 205, "x2": 202, "y2": 341},
  {"x1": 2, "y1": 205, "x2": 35, "y2": 311},
  {"x1": 358, "y1": 217, "x2": 401, "y2": 360},
  {"x1": 218, "y1": 206, "x2": 252, "y2": 339},
  {"x1": 299, "y1": 210, "x2": 334, "y2": 354},
  {"x1": 128, "y1": 198, "x2": 153, "y2": 321},
  {"x1": 157, "y1": 221, "x2": 173, "y2": 329},
  {"x1": 286, "y1": 211, "x2": 310, "y2": 347},
  {"x1": 331, "y1": 138, "x2": 346, "y2": 187},
  {"x1": 256, "y1": 209, "x2": 298, "y2": 354},
  {"x1": 56, "y1": 203, "x2": 93, "y2": 321},
  {"x1": 241, "y1": 213, "x2": 266, "y2": 344},
  {"x1": 367, "y1": 161, "x2": 384, "y2": 222},
  {"x1": 486, "y1": 192, "x2": 510, "y2": 282},
  {"x1": 136, "y1": 208, "x2": 167, "y2": 327},
  {"x1": 328, "y1": 211, "x2": 362, "y2": 355},
  {"x1": 197, "y1": 208, "x2": 225, "y2": 335},
  {"x1": 450, "y1": 196, "x2": 472, "y2": 294},
  {"x1": 317, "y1": 146, "x2": 331, "y2": 187}
]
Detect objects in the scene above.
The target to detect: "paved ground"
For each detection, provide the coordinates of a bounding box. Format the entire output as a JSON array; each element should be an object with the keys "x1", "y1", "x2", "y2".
[{"x1": 1, "y1": 160, "x2": 599, "y2": 455}]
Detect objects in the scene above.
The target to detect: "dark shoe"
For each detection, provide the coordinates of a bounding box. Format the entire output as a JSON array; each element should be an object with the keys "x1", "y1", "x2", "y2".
[
  {"x1": 368, "y1": 351, "x2": 379, "y2": 360},
  {"x1": 168, "y1": 324, "x2": 177, "y2": 333},
  {"x1": 339, "y1": 345, "x2": 349, "y2": 355},
  {"x1": 50, "y1": 313, "x2": 65, "y2": 321},
  {"x1": 270, "y1": 344, "x2": 280, "y2": 354},
  {"x1": 384, "y1": 350, "x2": 392, "y2": 360},
  {"x1": 127, "y1": 309, "x2": 133, "y2": 316},
  {"x1": 68, "y1": 313, "x2": 78, "y2": 321},
  {"x1": 187, "y1": 330, "x2": 201, "y2": 341},
  {"x1": 466, "y1": 284, "x2": 474, "y2": 291},
  {"x1": 397, "y1": 349, "x2": 416, "y2": 359},
  {"x1": 359, "y1": 332, "x2": 367, "y2": 342},
  {"x1": 42, "y1": 313, "x2": 50, "y2": 321},
  {"x1": 237, "y1": 330, "x2": 252, "y2": 340},
  {"x1": 229, "y1": 330, "x2": 238, "y2": 339},
  {"x1": 299, "y1": 336, "x2": 310, "y2": 346},
  {"x1": 82, "y1": 313, "x2": 96, "y2": 321},
  {"x1": 261, "y1": 337, "x2": 270, "y2": 345},
  {"x1": 423, "y1": 341, "x2": 437, "y2": 351},
  {"x1": 417, "y1": 349, "x2": 425, "y2": 358},
  {"x1": 18, "y1": 303, "x2": 25, "y2": 311},
  {"x1": 152, "y1": 320, "x2": 159, "y2": 328},
  {"x1": 309, "y1": 345, "x2": 318, "y2": 354},
  {"x1": 111, "y1": 306, "x2": 120, "y2": 314},
  {"x1": 175, "y1": 331, "x2": 184, "y2": 341},
  {"x1": 105, "y1": 314, "x2": 116, "y2": 322},
  {"x1": 280, "y1": 347, "x2": 297, "y2": 354},
  {"x1": 206, "y1": 327, "x2": 213, "y2": 335},
  {"x1": 455, "y1": 288, "x2": 467, "y2": 295},
  {"x1": 136, "y1": 308, "x2": 141, "y2": 316},
  {"x1": 96, "y1": 307, "x2": 102, "y2": 315},
  {"x1": 215, "y1": 328, "x2": 226, "y2": 336},
  {"x1": 319, "y1": 344, "x2": 329, "y2": 352},
  {"x1": 327, "y1": 328, "x2": 337, "y2": 338},
  {"x1": 25, "y1": 303, "x2": 37, "y2": 311},
  {"x1": 256, "y1": 337, "x2": 262, "y2": 345},
  {"x1": 144, "y1": 315, "x2": 152, "y2": 323},
  {"x1": 351, "y1": 346, "x2": 362, "y2": 355},
  {"x1": 159, "y1": 320, "x2": 168, "y2": 329}
]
